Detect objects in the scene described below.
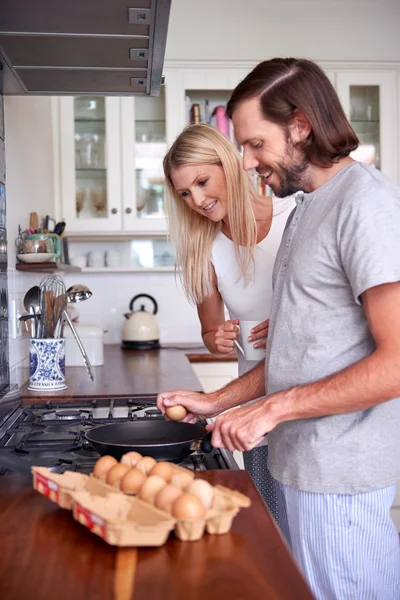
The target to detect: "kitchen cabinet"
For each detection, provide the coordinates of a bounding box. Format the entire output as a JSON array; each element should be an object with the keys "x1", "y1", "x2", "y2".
[
  {"x1": 336, "y1": 71, "x2": 398, "y2": 181},
  {"x1": 57, "y1": 91, "x2": 168, "y2": 235}
]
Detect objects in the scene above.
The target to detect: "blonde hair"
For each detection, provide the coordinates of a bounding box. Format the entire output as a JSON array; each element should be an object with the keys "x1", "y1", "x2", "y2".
[{"x1": 163, "y1": 123, "x2": 259, "y2": 305}]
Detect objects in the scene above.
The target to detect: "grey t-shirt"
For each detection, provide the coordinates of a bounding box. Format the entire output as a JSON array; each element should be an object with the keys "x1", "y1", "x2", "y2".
[{"x1": 266, "y1": 162, "x2": 400, "y2": 494}]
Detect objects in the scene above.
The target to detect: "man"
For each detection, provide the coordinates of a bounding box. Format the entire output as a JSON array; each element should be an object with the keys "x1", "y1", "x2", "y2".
[{"x1": 157, "y1": 58, "x2": 400, "y2": 600}]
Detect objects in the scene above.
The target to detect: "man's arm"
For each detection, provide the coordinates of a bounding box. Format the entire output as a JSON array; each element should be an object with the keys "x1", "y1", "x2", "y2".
[
  {"x1": 157, "y1": 359, "x2": 266, "y2": 421},
  {"x1": 210, "y1": 281, "x2": 400, "y2": 451}
]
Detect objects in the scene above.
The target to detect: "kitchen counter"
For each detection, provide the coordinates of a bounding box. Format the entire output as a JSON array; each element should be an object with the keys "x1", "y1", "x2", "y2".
[
  {"x1": 0, "y1": 471, "x2": 313, "y2": 600},
  {"x1": 20, "y1": 344, "x2": 237, "y2": 403}
]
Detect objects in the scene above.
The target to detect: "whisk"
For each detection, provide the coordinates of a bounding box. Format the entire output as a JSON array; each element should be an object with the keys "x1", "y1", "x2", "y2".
[{"x1": 39, "y1": 274, "x2": 94, "y2": 382}]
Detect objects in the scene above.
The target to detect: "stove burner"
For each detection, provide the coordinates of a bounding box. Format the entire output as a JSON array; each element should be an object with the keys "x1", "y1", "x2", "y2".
[
  {"x1": 144, "y1": 408, "x2": 162, "y2": 417},
  {"x1": 55, "y1": 410, "x2": 87, "y2": 420}
]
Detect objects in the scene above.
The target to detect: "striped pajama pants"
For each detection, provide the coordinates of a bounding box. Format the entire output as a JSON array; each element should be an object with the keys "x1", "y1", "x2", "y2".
[{"x1": 276, "y1": 481, "x2": 400, "y2": 600}]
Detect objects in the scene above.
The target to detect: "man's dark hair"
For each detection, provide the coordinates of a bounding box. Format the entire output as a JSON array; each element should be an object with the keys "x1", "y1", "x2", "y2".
[{"x1": 226, "y1": 58, "x2": 359, "y2": 168}]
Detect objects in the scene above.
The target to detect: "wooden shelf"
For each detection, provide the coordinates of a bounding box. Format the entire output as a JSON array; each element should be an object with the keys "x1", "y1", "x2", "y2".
[{"x1": 16, "y1": 262, "x2": 81, "y2": 273}]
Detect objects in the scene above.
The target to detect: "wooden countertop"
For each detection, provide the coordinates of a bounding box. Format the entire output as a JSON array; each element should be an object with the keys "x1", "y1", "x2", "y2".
[
  {"x1": 20, "y1": 344, "x2": 237, "y2": 403},
  {"x1": 0, "y1": 471, "x2": 312, "y2": 600}
]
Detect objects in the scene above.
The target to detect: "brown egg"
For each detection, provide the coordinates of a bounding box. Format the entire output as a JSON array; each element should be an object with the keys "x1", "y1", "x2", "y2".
[
  {"x1": 154, "y1": 484, "x2": 183, "y2": 513},
  {"x1": 135, "y1": 456, "x2": 157, "y2": 475},
  {"x1": 170, "y1": 470, "x2": 193, "y2": 491},
  {"x1": 149, "y1": 461, "x2": 174, "y2": 482},
  {"x1": 165, "y1": 405, "x2": 187, "y2": 421},
  {"x1": 106, "y1": 463, "x2": 130, "y2": 488},
  {"x1": 187, "y1": 479, "x2": 215, "y2": 510},
  {"x1": 120, "y1": 451, "x2": 142, "y2": 468},
  {"x1": 120, "y1": 468, "x2": 146, "y2": 494},
  {"x1": 93, "y1": 455, "x2": 118, "y2": 479},
  {"x1": 172, "y1": 493, "x2": 206, "y2": 520},
  {"x1": 138, "y1": 475, "x2": 166, "y2": 502}
]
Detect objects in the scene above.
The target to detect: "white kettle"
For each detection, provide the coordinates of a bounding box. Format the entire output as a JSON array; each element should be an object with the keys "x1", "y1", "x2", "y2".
[{"x1": 121, "y1": 294, "x2": 160, "y2": 350}]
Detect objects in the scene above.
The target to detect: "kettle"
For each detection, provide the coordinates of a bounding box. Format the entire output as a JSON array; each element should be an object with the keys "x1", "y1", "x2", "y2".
[{"x1": 121, "y1": 294, "x2": 160, "y2": 350}]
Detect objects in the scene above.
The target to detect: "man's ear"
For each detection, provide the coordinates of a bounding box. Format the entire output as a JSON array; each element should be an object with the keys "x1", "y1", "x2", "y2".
[{"x1": 288, "y1": 109, "x2": 311, "y2": 144}]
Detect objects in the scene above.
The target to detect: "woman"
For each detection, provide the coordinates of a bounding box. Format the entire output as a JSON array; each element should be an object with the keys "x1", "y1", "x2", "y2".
[{"x1": 163, "y1": 123, "x2": 295, "y2": 520}]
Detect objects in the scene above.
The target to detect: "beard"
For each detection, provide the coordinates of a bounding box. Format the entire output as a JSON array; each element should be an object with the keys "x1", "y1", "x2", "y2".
[{"x1": 258, "y1": 135, "x2": 309, "y2": 198}]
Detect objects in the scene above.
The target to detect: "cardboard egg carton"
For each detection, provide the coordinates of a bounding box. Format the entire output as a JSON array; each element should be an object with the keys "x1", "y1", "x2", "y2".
[
  {"x1": 32, "y1": 466, "x2": 120, "y2": 510},
  {"x1": 71, "y1": 490, "x2": 175, "y2": 547},
  {"x1": 173, "y1": 484, "x2": 252, "y2": 542},
  {"x1": 32, "y1": 466, "x2": 251, "y2": 545}
]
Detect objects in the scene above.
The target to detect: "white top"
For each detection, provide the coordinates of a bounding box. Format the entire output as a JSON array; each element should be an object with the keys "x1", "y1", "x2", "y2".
[{"x1": 212, "y1": 195, "x2": 296, "y2": 377}]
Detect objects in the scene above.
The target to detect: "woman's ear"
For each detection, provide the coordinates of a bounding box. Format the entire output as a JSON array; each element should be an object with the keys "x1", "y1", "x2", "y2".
[{"x1": 289, "y1": 109, "x2": 311, "y2": 144}]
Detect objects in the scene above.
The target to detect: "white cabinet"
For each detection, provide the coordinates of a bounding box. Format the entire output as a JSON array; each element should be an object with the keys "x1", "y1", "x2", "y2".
[
  {"x1": 336, "y1": 71, "x2": 398, "y2": 181},
  {"x1": 56, "y1": 92, "x2": 168, "y2": 234}
]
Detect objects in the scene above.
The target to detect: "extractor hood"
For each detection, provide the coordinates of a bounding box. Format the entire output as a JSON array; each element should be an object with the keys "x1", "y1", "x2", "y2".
[{"x1": 0, "y1": 0, "x2": 171, "y2": 96}]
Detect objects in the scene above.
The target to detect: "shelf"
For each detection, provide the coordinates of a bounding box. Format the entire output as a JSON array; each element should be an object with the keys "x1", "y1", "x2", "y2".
[
  {"x1": 16, "y1": 262, "x2": 81, "y2": 273},
  {"x1": 81, "y1": 266, "x2": 175, "y2": 273},
  {"x1": 351, "y1": 119, "x2": 380, "y2": 123},
  {"x1": 76, "y1": 168, "x2": 106, "y2": 173},
  {"x1": 74, "y1": 118, "x2": 105, "y2": 123}
]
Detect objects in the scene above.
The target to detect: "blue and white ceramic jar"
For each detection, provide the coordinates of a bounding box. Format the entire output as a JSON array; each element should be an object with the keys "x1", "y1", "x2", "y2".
[{"x1": 28, "y1": 338, "x2": 67, "y2": 391}]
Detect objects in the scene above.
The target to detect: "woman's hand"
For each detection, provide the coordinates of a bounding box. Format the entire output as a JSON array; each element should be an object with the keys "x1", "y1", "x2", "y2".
[
  {"x1": 214, "y1": 319, "x2": 240, "y2": 354},
  {"x1": 247, "y1": 319, "x2": 269, "y2": 349}
]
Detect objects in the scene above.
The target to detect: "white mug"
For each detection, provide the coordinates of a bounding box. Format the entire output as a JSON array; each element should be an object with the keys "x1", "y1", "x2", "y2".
[{"x1": 237, "y1": 320, "x2": 266, "y2": 361}]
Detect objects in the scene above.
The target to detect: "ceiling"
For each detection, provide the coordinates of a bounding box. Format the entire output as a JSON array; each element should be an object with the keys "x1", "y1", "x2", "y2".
[{"x1": 0, "y1": 0, "x2": 171, "y2": 96}]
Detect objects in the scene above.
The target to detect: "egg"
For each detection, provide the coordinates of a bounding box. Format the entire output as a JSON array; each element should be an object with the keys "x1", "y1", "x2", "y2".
[
  {"x1": 138, "y1": 475, "x2": 167, "y2": 502},
  {"x1": 106, "y1": 463, "x2": 130, "y2": 488},
  {"x1": 187, "y1": 479, "x2": 215, "y2": 510},
  {"x1": 93, "y1": 455, "x2": 118, "y2": 480},
  {"x1": 120, "y1": 468, "x2": 146, "y2": 494},
  {"x1": 165, "y1": 405, "x2": 187, "y2": 421},
  {"x1": 170, "y1": 470, "x2": 193, "y2": 491},
  {"x1": 135, "y1": 456, "x2": 157, "y2": 475},
  {"x1": 172, "y1": 493, "x2": 206, "y2": 520},
  {"x1": 120, "y1": 451, "x2": 143, "y2": 468},
  {"x1": 154, "y1": 484, "x2": 183, "y2": 513},
  {"x1": 149, "y1": 461, "x2": 174, "y2": 482}
]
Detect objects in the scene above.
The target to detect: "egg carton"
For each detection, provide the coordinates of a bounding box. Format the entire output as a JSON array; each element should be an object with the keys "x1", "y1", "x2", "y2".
[
  {"x1": 70, "y1": 490, "x2": 175, "y2": 547},
  {"x1": 173, "y1": 485, "x2": 251, "y2": 542},
  {"x1": 32, "y1": 467, "x2": 120, "y2": 510},
  {"x1": 32, "y1": 467, "x2": 251, "y2": 545}
]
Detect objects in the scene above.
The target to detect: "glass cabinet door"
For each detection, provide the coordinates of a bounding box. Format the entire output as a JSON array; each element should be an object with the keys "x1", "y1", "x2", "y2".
[
  {"x1": 121, "y1": 90, "x2": 167, "y2": 232},
  {"x1": 59, "y1": 96, "x2": 122, "y2": 233},
  {"x1": 336, "y1": 72, "x2": 397, "y2": 181}
]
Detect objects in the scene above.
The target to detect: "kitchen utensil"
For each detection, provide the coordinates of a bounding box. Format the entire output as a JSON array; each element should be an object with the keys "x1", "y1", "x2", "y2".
[
  {"x1": 17, "y1": 238, "x2": 53, "y2": 254},
  {"x1": 85, "y1": 421, "x2": 213, "y2": 462},
  {"x1": 63, "y1": 310, "x2": 94, "y2": 382},
  {"x1": 53, "y1": 294, "x2": 67, "y2": 338},
  {"x1": 234, "y1": 340, "x2": 244, "y2": 356},
  {"x1": 17, "y1": 253, "x2": 56, "y2": 263},
  {"x1": 65, "y1": 324, "x2": 104, "y2": 366},
  {"x1": 29, "y1": 212, "x2": 39, "y2": 231},
  {"x1": 66, "y1": 284, "x2": 92, "y2": 303},
  {"x1": 24, "y1": 285, "x2": 41, "y2": 337},
  {"x1": 19, "y1": 314, "x2": 36, "y2": 336},
  {"x1": 122, "y1": 294, "x2": 160, "y2": 350},
  {"x1": 27, "y1": 233, "x2": 61, "y2": 260},
  {"x1": 54, "y1": 221, "x2": 66, "y2": 237}
]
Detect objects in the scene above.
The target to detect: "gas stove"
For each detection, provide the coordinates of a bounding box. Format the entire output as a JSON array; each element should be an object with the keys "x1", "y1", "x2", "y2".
[{"x1": 0, "y1": 396, "x2": 237, "y2": 476}]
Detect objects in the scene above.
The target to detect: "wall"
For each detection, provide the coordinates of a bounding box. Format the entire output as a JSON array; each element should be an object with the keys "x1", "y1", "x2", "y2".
[
  {"x1": 4, "y1": 96, "x2": 56, "y2": 383},
  {"x1": 165, "y1": 0, "x2": 400, "y2": 62}
]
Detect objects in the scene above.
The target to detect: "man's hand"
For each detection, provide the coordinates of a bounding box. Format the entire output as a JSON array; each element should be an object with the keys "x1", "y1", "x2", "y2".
[
  {"x1": 248, "y1": 319, "x2": 269, "y2": 349},
  {"x1": 156, "y1": 389, "x2": 221, "y2": 423},
  {"x1": 206, "y1": 398, "x2": 281, "y2": 452}
]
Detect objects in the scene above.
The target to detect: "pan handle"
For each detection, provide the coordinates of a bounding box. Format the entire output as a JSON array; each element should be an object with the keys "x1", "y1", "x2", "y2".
[{"x1": 200, "y1": 431, "x2": 213, "y2": 454}]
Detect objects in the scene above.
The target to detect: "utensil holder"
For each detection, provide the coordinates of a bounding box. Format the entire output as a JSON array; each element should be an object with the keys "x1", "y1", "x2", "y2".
[{"x1": 28, "y1": 338, "x2": 67, "y2": 391}]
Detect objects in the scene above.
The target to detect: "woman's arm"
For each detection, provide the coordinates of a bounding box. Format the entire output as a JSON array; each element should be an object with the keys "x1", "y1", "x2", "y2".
[{"x1": 197, "y1": 265, "x2": 239, "y2": 355}]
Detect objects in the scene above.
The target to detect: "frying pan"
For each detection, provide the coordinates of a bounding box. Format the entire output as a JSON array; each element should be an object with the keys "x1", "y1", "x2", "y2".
[{"x1": 85, "y1": 421, "x2": 213, "y2": 462}]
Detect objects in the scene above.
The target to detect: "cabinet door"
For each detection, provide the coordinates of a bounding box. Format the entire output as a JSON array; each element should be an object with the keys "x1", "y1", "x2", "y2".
[
  {"x1": 336, "y1": 71, "x2": 397, "y2": 182},
  {"x1": 121, "y1": 91, "x2": 167, "y2": 232},
  {"x1": 59, "y1": 96, "x2": 122, "y2": 232}
]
